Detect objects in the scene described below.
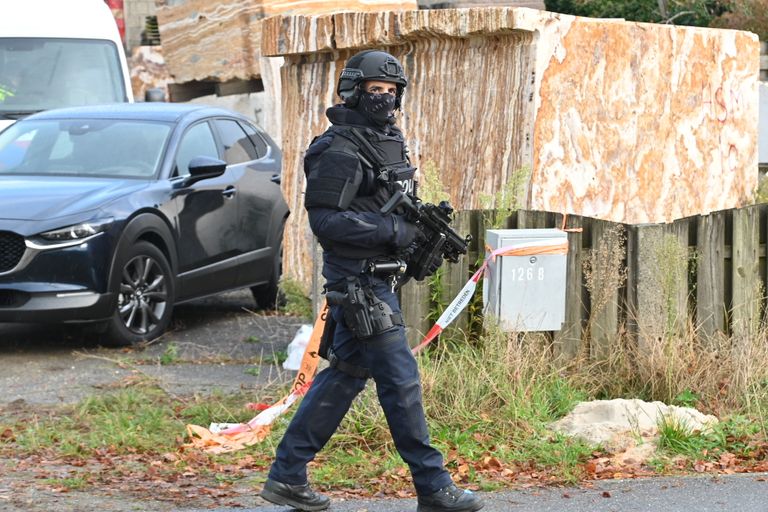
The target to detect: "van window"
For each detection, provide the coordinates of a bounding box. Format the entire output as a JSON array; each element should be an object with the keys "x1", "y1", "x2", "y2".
[{"x1": 0, "y1": 38, "x2": 125, "y2": 114}]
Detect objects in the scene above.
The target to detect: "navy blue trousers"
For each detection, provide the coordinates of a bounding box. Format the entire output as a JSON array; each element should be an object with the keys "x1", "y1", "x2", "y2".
[{"x1": 268, "y1": 276, "x2": 452, "y2": 496}]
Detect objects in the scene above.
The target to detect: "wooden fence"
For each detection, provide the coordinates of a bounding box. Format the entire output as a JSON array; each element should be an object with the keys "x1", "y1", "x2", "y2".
[{"x1": 397, "y1": 205, "x2": 768, "y2": 359}]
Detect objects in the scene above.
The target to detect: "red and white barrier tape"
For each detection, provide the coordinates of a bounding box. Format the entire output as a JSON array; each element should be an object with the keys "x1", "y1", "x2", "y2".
[{"x1": 186, "y1": 238, "x2": 567, "y2": 453}]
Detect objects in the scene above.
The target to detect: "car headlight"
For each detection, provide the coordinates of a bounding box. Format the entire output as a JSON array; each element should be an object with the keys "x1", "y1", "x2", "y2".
[{"x1": 38, "y1": 218, "x2": 114, "y2": 241}]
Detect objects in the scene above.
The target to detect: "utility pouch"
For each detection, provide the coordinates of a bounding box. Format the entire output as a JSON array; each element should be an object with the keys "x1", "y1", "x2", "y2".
[{"x1": 325, "y1": 277, "x2": 402, "y2": 340}]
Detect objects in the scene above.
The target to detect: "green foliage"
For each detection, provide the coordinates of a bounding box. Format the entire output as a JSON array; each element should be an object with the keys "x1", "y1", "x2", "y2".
[
  {"x1": 657, "y1": 414, "x2": 761, "y2": 461},
  {"x1": 426, "y1": 266, "x2": 447, "y2": 326},
  {"x1": 244, "y1": 366, "x2": 261, "y2": 377},
  {"x1": 545, "y1": 0, "x2": 724, "y2": 26},
  {"x1": 710, "y1": 0, "x2": 768, "y2": 39},
  {"x1": 674, "y1": 389, "x2": 700, "y2": 407},
  {"x1": 14, "y1": 388, "x2": 183, "y2": 456},
  {"x1": 271, "y1": 350, "x2": 289, "y2": 366},
  {"x1": 10, "y1": 387, "x2": 264, "y2": 458},
  {"x1": 159, "y1": 342, "x2": 179, "y2": 365},
  {"x1": 323, "y1": 326, "x2": 595, "y2": 483},
  {"x1": 41, "y1": 477, "x2": 87, "y2": 490},
  {"x1": 418, "y1": 159, "x2": 450, "y2": 205},
  {"x1": 753, "y1": 175, "x2": 768, "y2": 205},
  {"x1": 278, "y1": 277, "x2": 313, "y2": 319},
  {"x1": 479, "y1": 166, "x2": 530, "y2": 229}
]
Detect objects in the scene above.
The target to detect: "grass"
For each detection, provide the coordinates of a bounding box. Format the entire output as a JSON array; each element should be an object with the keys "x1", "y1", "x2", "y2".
[
  {"x1": 277, "y1": 277, "x2": 313, "y2": 319},
  {"x1": 3, "y1": 318, "x2": 768, "y2": 494},
  {"x1": 41, "y1": 476, "x2": 88, "y2": 490},
  {"x1": 5, "y1": 387, "x2": 262, "y2": 458},
  {"x1": 159, "y1": 342, "x2": 179, "y2": 365}
]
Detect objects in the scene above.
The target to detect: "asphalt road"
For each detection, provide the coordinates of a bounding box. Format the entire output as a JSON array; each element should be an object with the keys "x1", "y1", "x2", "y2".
[
  {"x1": 217, "y1": 473, "x2": 768, "y2": 512},
  {"x1": 3, "y1": 473, "x2": 767, "y2": 512},
  {"x1": 2, "y1": 293, "x2": 767, "y2": 512},
  {"x1": 0, "y1": 290, "x2": 306, "y2": 405}
]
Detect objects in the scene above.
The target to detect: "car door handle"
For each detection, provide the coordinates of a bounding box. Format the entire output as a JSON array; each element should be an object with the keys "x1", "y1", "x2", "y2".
[
  {"x1": 222, "y1": 186, "x2": 237, "y2": 198},
  {"x1": 270, "y1": 174, "x2": 281, "y2": 185}
]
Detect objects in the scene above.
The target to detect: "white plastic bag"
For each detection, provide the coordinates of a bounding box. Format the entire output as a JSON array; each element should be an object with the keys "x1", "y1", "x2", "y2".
[{"x1": 282, "y1": 324, "x2": 313, "y2": 370}]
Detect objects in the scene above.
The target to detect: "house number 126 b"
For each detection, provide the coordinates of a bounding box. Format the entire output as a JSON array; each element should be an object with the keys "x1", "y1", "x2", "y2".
[{"x1": 512, "y1": 267, "x2": 545, "y2": 281}]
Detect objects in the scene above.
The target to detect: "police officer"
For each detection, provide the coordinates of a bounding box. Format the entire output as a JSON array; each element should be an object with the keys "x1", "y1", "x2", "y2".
[{"x1": 260, "y1": 50, "x2": 484, "y2": 512}]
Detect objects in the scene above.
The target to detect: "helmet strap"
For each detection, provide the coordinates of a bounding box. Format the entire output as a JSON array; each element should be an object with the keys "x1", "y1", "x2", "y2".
[{"x1": 343, "y1": 84, "x2": 363, "y2": 108}]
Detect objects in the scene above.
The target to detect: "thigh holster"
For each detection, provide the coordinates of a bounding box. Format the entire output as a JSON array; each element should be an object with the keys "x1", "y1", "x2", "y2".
[{"x1": 325, "y1": 277, "x2": 403, "y2": 340}]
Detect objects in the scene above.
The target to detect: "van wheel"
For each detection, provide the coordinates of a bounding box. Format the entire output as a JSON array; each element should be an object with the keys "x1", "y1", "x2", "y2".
[{"x1": 102, "y1": 241, "x2": 175, "y2": 347}]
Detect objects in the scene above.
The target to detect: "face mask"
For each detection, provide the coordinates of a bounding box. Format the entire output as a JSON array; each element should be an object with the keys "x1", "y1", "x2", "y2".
[{"x1": 358, "y1": 92, "x2": 396, "y2": 125}]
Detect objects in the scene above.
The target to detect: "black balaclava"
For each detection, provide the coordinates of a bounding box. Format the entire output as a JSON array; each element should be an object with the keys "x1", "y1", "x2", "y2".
[{"x1": 357, "y1": 90, "x2": 397, "y2": 126}]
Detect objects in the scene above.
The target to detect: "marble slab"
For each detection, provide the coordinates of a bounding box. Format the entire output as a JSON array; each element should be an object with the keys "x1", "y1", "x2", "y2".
[
  {"x1": 261, "y1": 7, "x2": 759, "y2": 285},
  {"x1": 156, "y1": 0, "x2": 418, "y2": 84}
]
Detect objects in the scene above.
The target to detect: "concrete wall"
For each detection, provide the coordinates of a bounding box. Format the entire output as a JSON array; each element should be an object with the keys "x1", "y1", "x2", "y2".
[{"x1": 261, "y1": 7, "x2": 760, "y2": 285}]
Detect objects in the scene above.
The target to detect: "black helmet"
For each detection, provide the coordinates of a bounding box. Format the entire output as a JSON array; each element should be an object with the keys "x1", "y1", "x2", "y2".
[{"x1": 337, "y1": 50, "x2": 408, "y2": 109}]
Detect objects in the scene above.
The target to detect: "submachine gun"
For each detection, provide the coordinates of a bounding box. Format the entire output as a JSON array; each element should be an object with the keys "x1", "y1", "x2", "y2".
[{"x1": 380, "y1": 190, "x2": 472, "y2": 284}]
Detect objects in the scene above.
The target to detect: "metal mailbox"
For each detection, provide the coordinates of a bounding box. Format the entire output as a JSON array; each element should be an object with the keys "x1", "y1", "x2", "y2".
[{"x1": 483, "y1": 229, "x2": 568, "y2": 331}]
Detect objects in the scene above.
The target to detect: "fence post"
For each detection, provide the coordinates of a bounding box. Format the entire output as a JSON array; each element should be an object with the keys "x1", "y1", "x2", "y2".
[
  {"x1": 439, "y1": 210, "x2": 474, "y2": 340},
  {"x1": 587, "y1": 219, "x2": 623, "y2": 361},
  {"x1": 627, "y1": 225, "x2": 663, "y2": 349},
  {"x1": 400, "y1": 279, "x2": 432, "y2": 347},
  {"x1": 665, "y1": 217, "x2": 692, "y2": 334},
  {"x1": 696, "y1": 210, "x2": 727, "y2": 341},
  {"x1": 554, "y1": 214, "x2": 584, "y2": 362},
  {"x1": 731, "y1": 205, "x2": 761, "y2": 340}
]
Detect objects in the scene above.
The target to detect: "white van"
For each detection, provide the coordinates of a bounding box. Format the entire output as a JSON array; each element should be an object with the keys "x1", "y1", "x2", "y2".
[{"x1": 0, "y1": 0, "x2": 133, "y2": 132}]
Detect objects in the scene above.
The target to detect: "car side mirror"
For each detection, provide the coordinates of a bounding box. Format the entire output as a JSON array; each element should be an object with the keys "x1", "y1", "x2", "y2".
[{"x1": 185, "y1": 156, "x2": 227, "y2": 185}]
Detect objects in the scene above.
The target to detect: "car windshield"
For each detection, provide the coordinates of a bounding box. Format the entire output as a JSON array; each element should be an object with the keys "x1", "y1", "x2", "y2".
[
  {"x1": 0, "y1": 118, "x2": 172, "y2": 179},
  {"x1": 0, "y1": 38, "x2": 126, "y2": 117}
]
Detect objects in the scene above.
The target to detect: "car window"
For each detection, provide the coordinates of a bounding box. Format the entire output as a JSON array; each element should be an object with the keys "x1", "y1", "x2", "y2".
[
  {"x1": 238, "y1": 121, "x2": 268, "y2": 159},
  {"x1": 175, "y1": 122, "x2": 219, "y2": 177},
  {"x1": 0, "y1": 119, "x2": 170, "y2": 178},
  {"x1": 214, "y1": 119, "x2": 259, "y2": 165}
]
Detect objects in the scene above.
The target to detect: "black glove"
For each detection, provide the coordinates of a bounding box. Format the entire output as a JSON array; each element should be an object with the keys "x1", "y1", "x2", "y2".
[{"x1": 392, "y1": 215, "x2": 424, "y2": 248}]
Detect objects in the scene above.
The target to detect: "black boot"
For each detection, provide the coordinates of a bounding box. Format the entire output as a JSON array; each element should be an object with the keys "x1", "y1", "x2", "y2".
[
  {"x1": 260, "y1": 478, "x2": 330, "y2": 511},
  {"x1": 417, "y1": 484, "x2": 484, "y2": 512}
]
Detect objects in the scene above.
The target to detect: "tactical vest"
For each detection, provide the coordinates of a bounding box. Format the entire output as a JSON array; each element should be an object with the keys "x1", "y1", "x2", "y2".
[{"x1": 305, "y1": 124, "x2": 416, "y2": 259}]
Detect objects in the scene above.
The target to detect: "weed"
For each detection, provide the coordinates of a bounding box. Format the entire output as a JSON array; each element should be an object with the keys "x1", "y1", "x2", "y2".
[
  {"x1": 271, "y1": 350, "x2": 288, "y2": 366},
  {"x1": 278, "y1": 277, "x2": 313, "y2": 319},
  {"x1": 159, "y1": 342, "x2": 179, "y2": 365},
  {"x1": 674, "y1": 389, "x2": 699, "y2": 408},
  {"x1": 417, "y1": 160, "x2": 449, "y2": 205},
  {"x1": 656, "y1": 413, "x2": 696, "y2": 454},
  {"x1": 478, "y1": 166, "x2": 529, "y2": 229},
  {"x1": 244, "y1": 366, "x2": 261, "y2": 377},
  {"x1": 42, "y1": 477, "x2": 88, "y2": 490},
  {"x1": 244, "y1": 335, "x2": 261, "y2": 343},
  {"x1": 582, "y1": 224, "x2": 627, "y2": 358}
]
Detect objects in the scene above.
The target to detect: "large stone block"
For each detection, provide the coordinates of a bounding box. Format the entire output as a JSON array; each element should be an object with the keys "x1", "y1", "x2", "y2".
[
  {"x1": 261, "y1": 7, "x2": 759, "y2": 285},
  {"x1": 156, "y1": 0, "x2": 418, "y2": 84}
]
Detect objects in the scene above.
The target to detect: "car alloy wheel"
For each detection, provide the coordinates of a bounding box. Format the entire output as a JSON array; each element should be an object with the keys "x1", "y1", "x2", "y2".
[
  {"x1": 103, "y1": 241, "x2": 175, "y2": 346},
  {"x1": 118, "y1": 253, "x2": 168, "y2": 335}
]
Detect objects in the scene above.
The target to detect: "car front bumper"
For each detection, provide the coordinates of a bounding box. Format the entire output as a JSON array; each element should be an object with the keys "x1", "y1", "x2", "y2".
[
  {"x1": 0, "y1": 285, "x2": 115, "y2": 322},
  {"x1": 0, "y1": 230, "x2": 117, "y2": 323}
]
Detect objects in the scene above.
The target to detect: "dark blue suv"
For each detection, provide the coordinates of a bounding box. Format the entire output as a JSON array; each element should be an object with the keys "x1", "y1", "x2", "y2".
[{"x1": 0, "y1": 103, "x2": 289, "y2": 345}]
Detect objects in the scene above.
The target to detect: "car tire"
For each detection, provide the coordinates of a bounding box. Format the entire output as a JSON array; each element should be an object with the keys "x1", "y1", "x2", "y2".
[
  {"x1": 251, "y1": 238, "x2": 285, "y2": 310},
  {"x1": 102, "y1": 241, "x2": 175, "y2": 347}
]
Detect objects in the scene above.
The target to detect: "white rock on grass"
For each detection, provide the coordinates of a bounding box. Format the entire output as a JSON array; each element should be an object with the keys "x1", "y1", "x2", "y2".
[{"x1": 550, "y1": 398, "x2": 719, "y2": 453}]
